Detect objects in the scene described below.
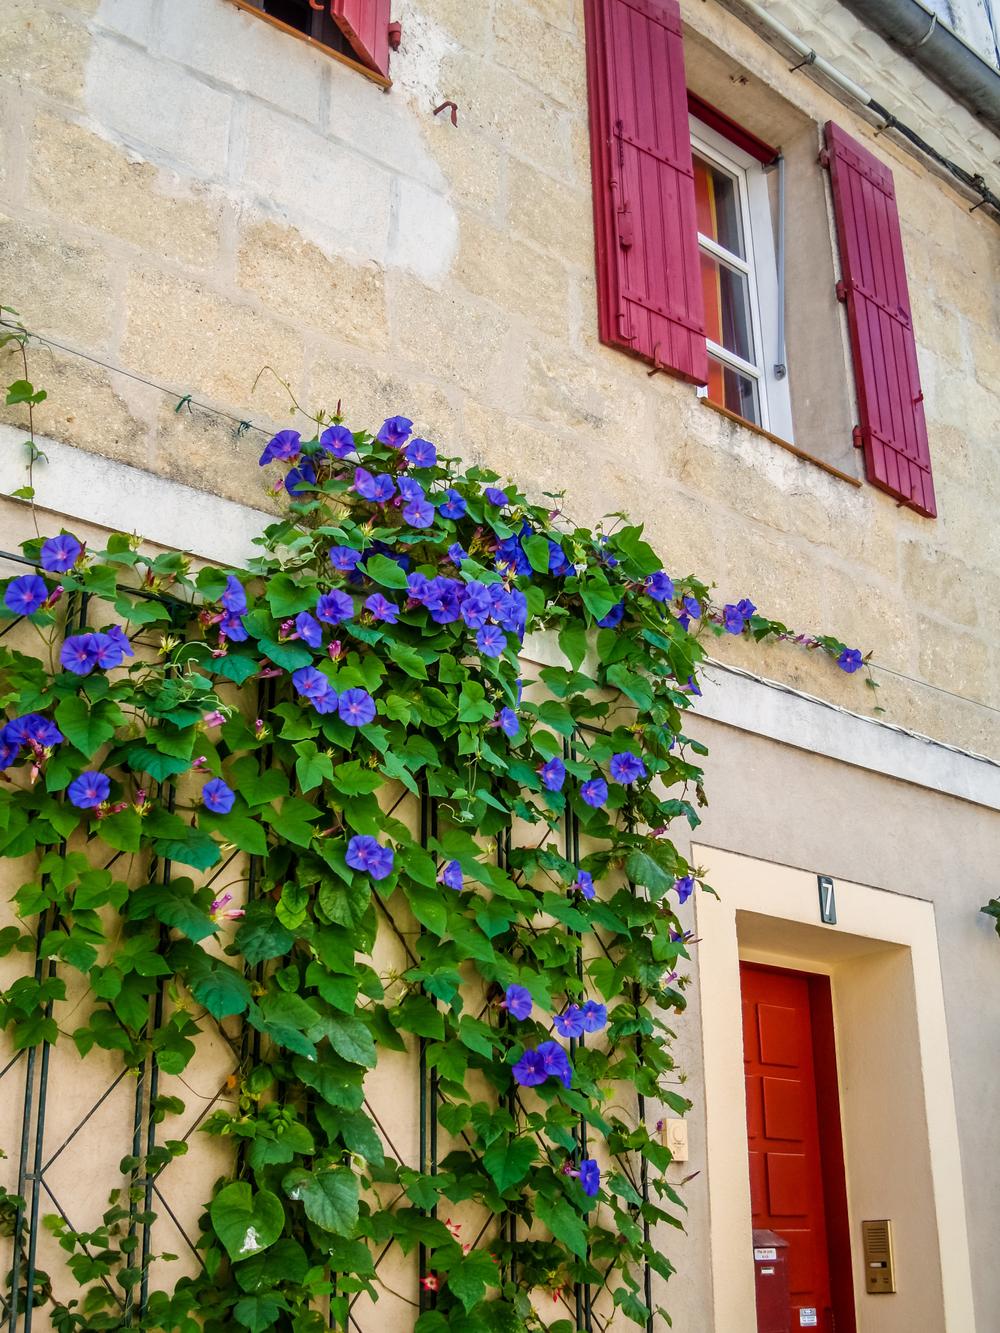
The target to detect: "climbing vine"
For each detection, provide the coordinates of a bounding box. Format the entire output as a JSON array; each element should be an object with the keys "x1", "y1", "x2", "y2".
[{"x1": 0, "y1": 359, "x2": 868, "y2": 1331}]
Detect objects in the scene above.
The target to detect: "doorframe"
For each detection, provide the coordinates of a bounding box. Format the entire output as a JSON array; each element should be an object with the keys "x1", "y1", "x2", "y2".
[
  {"x1": 741, "y1": 960, "x2": 857, "y2": 1333},
  {"x1": 695, "y1": 844, "x2": 976, "y2": 1332}
]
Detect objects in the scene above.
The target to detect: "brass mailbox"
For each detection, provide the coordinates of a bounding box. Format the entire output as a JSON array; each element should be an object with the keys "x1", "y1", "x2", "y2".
[{"x1": 862, "y1": 1219, "x2": 896, "y2": 1294}]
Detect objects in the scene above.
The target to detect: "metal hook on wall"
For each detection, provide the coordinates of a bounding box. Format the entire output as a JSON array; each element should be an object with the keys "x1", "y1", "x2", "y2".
[{"x1": 433, "y1": 100, "x2": 459, "y2": 127}]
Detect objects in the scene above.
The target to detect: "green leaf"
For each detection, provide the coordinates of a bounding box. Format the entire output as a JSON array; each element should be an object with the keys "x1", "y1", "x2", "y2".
[
  {"x1": 265, "y1": 573, "x2": 317, "y2": 618},
  {"x1": 580, "y1": 580, "x2": 619, "y2": 621},
  {"x1": 325, "y1": 1014, "x2": 377, "y2": 1068},
  {"x1": 558, "y1": 623, "x2": 588, "y2": 671},
  {"x1": 294, "y1": 740, "x2": 333, "y2": 793},
  {"x1": 256, "y1": 636, "x2": 313, "y2": 671},
  {"x1": 156, "y1": 828, "x2": 222, "y2": 872},
  {"x1": 123, "y1": 744, "x2": 192, "y2": 782},
  {"x1": 265, "y1": 797, "x2": 320, "y2": 848},
  {"x1": 55, "y1": 696, "x2": 121, "y2": 753},
  {"x1": 365, "y1": 554, "x2": 409, "y2": 589},
  {"x1": 283, "y1": 1167, "x2": 359, "y2": 1236},
  {"x1": 234, "y1": 1295, "x2": 286, "y2": 1332},
  {"x1": 523, "y1": 533, "x2": 551, "y2": 575},
  {"x1": 190, "y1": 964, "x2": 252, "y2": 1018},
  {"x1": 387, "y1": 641, "x2": 428, "y2": 679},
  {"x1": 236, "y1": 907, "x2": 295, "y2": 965},
  {"x1": 333, "y1": 759, "x2": 382, "y2": 795},
  {"x1": 447, "y1": 1250, "x2": 500, "y2": 1312},
  {"x1": 535, "y1": 1194, "x2": 588, "y2": 1257},
  {"x1": 210, "y1": 1182, "x2": 285, "y2": 1263},
  {"x1": 482, "y1": 1137, "x2": 536, "y2": 1192},
  {"x1": 404, "y1": 882, "x2": 448, "y2": 936}
]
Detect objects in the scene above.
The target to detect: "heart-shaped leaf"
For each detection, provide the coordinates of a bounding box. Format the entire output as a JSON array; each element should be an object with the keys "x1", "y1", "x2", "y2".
[{"x1": 209, "y1": 1182, "x2": 284, "y2": 1263}]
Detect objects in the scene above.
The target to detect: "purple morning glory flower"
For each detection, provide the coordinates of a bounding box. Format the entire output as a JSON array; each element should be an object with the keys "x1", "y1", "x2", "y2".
[
  {"x1": 476, "y1": 624, "x2": 506, "y2": 658},
  {"x1": 346, "y1": 835, "x2": 394, "y2": 881},
  {"x1": 682, "y1": 595, "x2": 701, "y2": 619},
  {"x1": 838, "y1": 647, "x2": 863, "y2": 674},
  {"x1": 353, "y1": 467, "x2": 378, "y2": 500},
  {"x1": 438, "y1": 860, "x2": 463, "y2": 892},
  {"x1": 578, "y1": 1159, "x2": 600, "y2": 1198},
  {"x1": 68, "y1": 771, "x2": 110, "y2": 809},
  {"x1": 7, "y1": 714, "x2": 63, "y2": 748},
  {"x1": 293, "y1": 666, "x2": 334, "y2": 702},
  {"x1": 440, "y1": 490, "x2": 467, "y2": 521},
  {"x1": 484, "y1": 487, "x2": 508, "y2": 506},
  {"x1": 377, "y1": 416, "x2": 412, "y2": 448},
  {"x1": 0, "y1": 740, "x2": 20, "y2": 769},
  {"x1": 645, "y1": 571, "x2": 674, "y2": 602},
  {"x1": 722, "y1": 604, "x2": 745, "y2": 635},
  {"x1": 296, "y1": 611, "x2": 323, "y2": 647},
  {"x1": 498, "y1": 707, "x2": 519, "y2": 738},
  {"x1": 495, "y1": 587, "x2": 528, "y2": 636},
  {"x1": 736, "y1": 598, "x2": 757, "y2": 620},
  {"x1": 221, "y1": 576, "x2": 247, "y2": 615},
  {"x1": 580, "y1": 1000, "x2": 607, "y2": 1033},
  {"x1": 220, "y1": 614, "x2": 249, "y2": 642},
  {"x1": 259, "y1": 429, "x2": 302, "y2": 466},
  {"x1": 4, "y1": 575, "x2": 48, "y2": 618},
  {"x1": 202, "y1": 778, "x2": 235, "y2": 814},
  {"x1": 504, "y1": 984, "x2": 532, "y2": 1020},
  {"x1": 329, "y1": 547, "x2": 362, "y2": 574},
  {"x1": 447, "y1": 545, "x2": 467, "y2": 569},
  {"x1": 316, "y1": 590, "x2": 354, "y2": 624},
  {"x1": 372, "y1": 473, "x2": 396, "y2": 502},
  {"x1": 91, "y1": 631, "x2": 128, "y2": 670},
  {"x1": 285, "y1": 460, "x2": 317, "y2": 496},
  {"x1": 495, "y1": 536, "x2": 530, "y2": 577},
  {"x1": 597, "y1": 601, "x2": 624, "y2": 629},
  {"x1": 460, "y1": 582, "x2": 492, "y2": 630},
  {"x1": 404, "y1": 498, "x2": 435, "y2": 529},
  {"x1": 405, "y1": 438, "x2": 436, "y2": 468},
  {"x1": 579, "y1": 777, "x2": 607, "y2": 809},
  {"x1": 397, "y1": 476, "x2": 424, "y2": 504},
  {"x1": 512, "y1": 1048, "x2": 546, "y2": 1087},
  {"x1": 60, "y1": 634, "x2": 99, "y2": 676},
  {"x1": 575, "y1": 871, "x2": 595, "y2": 900},
  {"x1": 548, "y1": 542, "x2": 571, "y2": 577},
  {"x1": 553, "y1": 1005, "x2": 585, "y2": 1039},
  {"x1": 106, "y1": 625, "x2": 134, "y2": 659},
  {"x1": 538, "y1": 757, "x2": 566, "y2": 792},
  {"x1": 609, "y1": 751, "x2": 646, "y2": 785},
  {"x1": 365, "y1": 593, "x2": 399, "y2": 624},
  {"x1": 319, "y1": 425, "x2": 355, "y2": 458},
  {"x1": 338, "y1": 688, "x2": 376, "y2": 727},
  {"x1": 675, "y1": 875, "x2": 695, "y2": 905},
  {"x1": 538, "y1": 1040, "x2": 573, "y2": 1088},
  {"x1": 40, "y1": 533, "x2": 81, "y2": 573}
]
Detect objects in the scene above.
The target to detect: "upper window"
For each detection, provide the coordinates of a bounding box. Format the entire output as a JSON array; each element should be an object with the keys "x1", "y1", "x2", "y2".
[
  {"x1": 691, "y1": 119, "x2": 792, "y2": 441},
  {"x1": 230, "y1": 0, "x2": 393, "y2": 79}
]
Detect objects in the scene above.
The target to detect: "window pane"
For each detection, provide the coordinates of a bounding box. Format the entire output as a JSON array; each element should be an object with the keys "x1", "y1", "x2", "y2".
[
  {"x1": 707, "y1": 356, "x2": 761, "y2": 426},
  {"x1": 693, "y1": 154, "x2": 744, "y2": 258},
  {"x1": 700, "y1": 251, "x2": 755, "y2": 364}
]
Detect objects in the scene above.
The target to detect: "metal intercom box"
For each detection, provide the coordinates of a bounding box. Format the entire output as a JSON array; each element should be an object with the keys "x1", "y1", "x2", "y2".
[{"x1": 862, "y1": 1219, "x2": 896, "y2": 1294}]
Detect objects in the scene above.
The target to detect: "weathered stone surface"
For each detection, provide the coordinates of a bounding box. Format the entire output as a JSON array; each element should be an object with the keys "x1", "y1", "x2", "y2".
[
  {"x1": 492, "y1": 0, "x2": 586, "y2": 108},
  {"x1": 306, "y1": 352, "x2": 460, "y2": 447},
  {"x1": 0, "y1": 214, "x2": 113, "y2": 347},
  {"x1": 454, "y1": 216, "x2": 571, "y2": 338},
  {"x1": 506, "y1": 157, "x2": 592, "y2": 267},
  {"x1": 0, "y1": 2, "x2": 87, "y2": 103},
  {"x1": 391, "y1": 275, "x2": 510, "y2": 399}
]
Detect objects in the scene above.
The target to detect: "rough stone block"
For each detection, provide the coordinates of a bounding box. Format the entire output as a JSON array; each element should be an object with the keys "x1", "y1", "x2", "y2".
[
  {"x1": 902, "y1": 542, "x2": 983, "y2": 631},
  {"x1": 492, "y1": 0, "x2": 586, "y2": 108},
  {"x1": 391, "y1": 275, "x2": 510, "y2": 398},
  {"x1": 454, "y1": 216, "x2": 571, "y2": 339},
  {"x1": 917, "y1": 616, "x2": 993, "y2": 707},
  {"x1": 506, "y1": 158, "x2": 592, "y2": 268},
  {"x1": 306, "y1": 352, "x2": 460, "y2": 447},
  {"x1": 391, "y1": 177, "x2": 459, "y2": 283},
  {"x1": 122, "y1": 267, "x2": 304, "y2": 420},
  {"x1": 236, "y1": 216, "x2": 388, "y2": 351},
  {"x1": 29, "y1": 113, "x2": 222, "y2": 268},
  {"x1": 425, "y1": 117, "x2": 503, "y2": 218},
  {"x1": 151, "y1": 399, "x2": 284, "y2": 512},
  {"x1": 0, "y1": 214, "x2": 113, "y2": 347},
  {"x1": 522, "y1": 337, "x2": 645, "y2": 432},
  {"x1": 0, "y1": 2, "x2": 87, "y2": 104}
]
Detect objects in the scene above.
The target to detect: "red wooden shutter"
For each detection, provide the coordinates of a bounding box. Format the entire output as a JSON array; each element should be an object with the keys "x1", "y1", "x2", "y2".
[
  {"x1": 330, "y1": 0, "x2": 391, "y2": 77},
  {"x1": 585, "y1": 0, "x2": 707, "y2": 384},
  {"x1": 823, "y1": 121, "x2": 936, "y2": 517}
]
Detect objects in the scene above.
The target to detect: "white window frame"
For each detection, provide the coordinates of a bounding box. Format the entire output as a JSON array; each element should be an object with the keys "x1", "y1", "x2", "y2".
[{"x1": 689, "y1": 117, "x2": 793, "y2": 442}]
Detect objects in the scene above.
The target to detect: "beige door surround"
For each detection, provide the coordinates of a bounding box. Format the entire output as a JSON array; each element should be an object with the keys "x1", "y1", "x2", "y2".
[{"x1": 694, "y1": 844, "x2": 976, "y2": 1333}]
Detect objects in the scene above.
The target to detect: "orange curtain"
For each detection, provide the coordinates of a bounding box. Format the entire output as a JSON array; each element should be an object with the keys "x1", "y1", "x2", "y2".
[{"x1": 693, "y1": 159, "x2": 724, "y2": 406}]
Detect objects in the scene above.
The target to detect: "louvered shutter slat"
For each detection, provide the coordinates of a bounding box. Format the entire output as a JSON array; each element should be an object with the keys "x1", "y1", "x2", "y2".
[
  {"x1": 824, "y1": 121, "x2": 936, "y2": 517},
  {"x1": 330, "y1": 0, "x2": 391, "y2": 77},
  {"x1": 585, "y1": 0, "x2": 707, "y2": 384}
]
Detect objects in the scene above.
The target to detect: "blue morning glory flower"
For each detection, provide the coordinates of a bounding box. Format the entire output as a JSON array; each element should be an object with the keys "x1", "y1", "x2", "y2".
[
  {"x1": 285, "y1": 460, "x2": 317, "y2": 495},
  {"x1": 4, "y1": 575, "x2": 48, "y2": 617},
  {"x1": 736, "y1": 598, "x2": 757, "y2": 619},
  {"x1": 6, "y1": 714, "x2": 63, "y2": 748},
  {"x1": 346, "y1": 834, "x2": 394, "y2": 880},
  {"x1": 338, "y1": 688, "x2": 376, "y2": 727},
  {"x1": 495, "y1": 536, "x2": 531, "y2": 577},
  {"x1": 440, "y1": 490, "x2": 467, "y2": 521},
  {"x1": 575, "y1": 871, "x2": 595, "y2": 899},
  {"x1": 319, "y1": 425, "x2": 355, "y2": 458},
  {"x1": 397, "y1": 476, "x2": 425, "y2": 504},
  {"x1": 372, "y1": 474, "x2": 396, "y2": 502},
  {"x1": 498, "y1": 707, "x2": 519, "y2": 738},
  {"x1": 106, "y1": 625, "x2": 133, "y2": 659},
  {"x1": 221, "y1": 576, "x2": 248, "y2": 615},
  {"x1": 682, "y1": 595, "x2": 701, "y2": 619},
  {"x1": 476, "y1": 624, "x2": 506, "y2": 657},
  {"x1": 316, "y1": 590, "x2": 354, "y2": 624},
  {"x1": 292, "y1": 667, "x2": 338, "y2": 713},
  {"x1": 504, "y1": 984, "x2": 532, "y2": 1020},
  {"x1": 60, "y1": 634, "x2": 99, "y2": 675},
  {"x1": 447, "y1": 543, "x2": 466, "y2": 567},
  {"x1": 645, "y1": 571, "x2": 674, "y2": 602},
  {"x1": 259, "y1": 429, "x2": 301, "y2": 466},
  {"x1": 722, "y1": 604, "x2": 745, "y2": 634},
  {"x1": 838, "y1": 647, "x2": 863, "y2": 674},
  {"x1": 578, "y1": 1159, "x2": 600, "y2": 1197},
  {"x1": 609, "y1": 751, "x2": 646, "y2": 784},
  {"x1": 353, "y1": 467, "x2": 378, "y2": 500},
  {"x1": 68, "y1": 771, "x2": 110, "y2": 809},
  {"x1": 553, "y1": 1005, "x2": 585, "y2": 1039},
  {"x1": 404, "y1": 498, "x2": 435, "y2": 529},
  {"x1": 365, "y1": 593, "x2": 399, "y2": 624},
  {"x1": 329, "y1": 547, "x2": 362, "y2": 574},
  {"x1": 0, "y1": 740, "x2": 20, "y2": 770},
  {"x1": 548, "y1": 542, "x2": 571, "y2": 577},
  {"x1": 495, "y1": 587, "x2": 528, "y2": 636},
  {"x1": 579, "y1": 777, "x2": 607, "y2": 809},
  {"x1": 484, "y1": 487, "x2": 508, "y2": 506},
  {"x1": 220, "y1": 614, "x2": 249, "y2": 642},
  {"x1": 40, "y1": 534, "x2": 81, "y2": 573},
  {"x1": 538, "y1": 1040, "x2": 573, "y2": 1088},
  {"x1": 460, "y1": 582, "x2": 492, "y2": 630},
  {"x1": 675, "y1": 875, "x2": 695, "y2": 905},
  {"x1": 580, "y1": 1000, "x2": 607, "y2": 1033},
  {"x1": 405, "y1": 438, "x2": 436, "y2": 468},
  {"x1": 376, "y1": 416, "x2": 413, "y2": 448},
  {"x1": 202, "y1": 778, "x2": 235, "y2": 814},
  {"x1": 296, "y1": 612, "x2": 323, "y2": 647},
  {"x1": 597, "y1": 601, "x2": 624, "y2": 629},
  {"x1": 438, "y1": 860, "x2": 463, "y2": 892},
  {"x1": 538, "y1": 757, "x2": 565, "y2": 792},
  {"x1": 91, "y1": 631, "x2": 129, "y2": 670}
]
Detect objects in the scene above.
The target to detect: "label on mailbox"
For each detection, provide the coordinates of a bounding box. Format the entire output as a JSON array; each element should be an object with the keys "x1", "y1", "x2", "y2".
[
  {"x1": 799, "y1": 1311, "x2": 818, "y2": 1328},
  {"x1": 754, "y1": 1247, "x2": 777, "y2": 1261}
]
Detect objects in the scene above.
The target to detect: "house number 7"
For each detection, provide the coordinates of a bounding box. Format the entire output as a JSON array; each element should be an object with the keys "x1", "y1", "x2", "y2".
[{"x1": 818, "y1": 875, "x2": 837, "y2": 925}]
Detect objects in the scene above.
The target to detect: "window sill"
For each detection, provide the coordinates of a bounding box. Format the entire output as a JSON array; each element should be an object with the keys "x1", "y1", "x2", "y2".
[
  {"x1": 225, "y1": 0, "x2": 391, "y2": 87},
  {"x1": 699, "y1": 399, "x2": 862, "y2": 488}
]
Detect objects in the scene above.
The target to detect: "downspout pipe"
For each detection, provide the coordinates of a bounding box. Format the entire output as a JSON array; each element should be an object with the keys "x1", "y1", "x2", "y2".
[{"x1": 839, "y1": 0, "x2": 1000, "y2": 137}]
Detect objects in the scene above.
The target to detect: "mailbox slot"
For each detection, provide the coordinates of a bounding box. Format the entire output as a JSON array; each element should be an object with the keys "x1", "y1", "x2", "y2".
[{"x1": 753, "y1": 1228, "x2": 791, "y2": 1332}]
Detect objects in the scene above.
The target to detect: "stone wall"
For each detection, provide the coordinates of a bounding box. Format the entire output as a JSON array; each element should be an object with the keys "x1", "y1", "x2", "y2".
[{"x1": 0, "y1": 0, "x2": 998, "y2": 760}]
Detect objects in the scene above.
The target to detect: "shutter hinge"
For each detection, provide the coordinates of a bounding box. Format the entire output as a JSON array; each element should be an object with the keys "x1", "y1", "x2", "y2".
[
  {"x1": 617, "y1": 203, "x2": 634, "y2": 250},
  {"x1": 852, "y1": 425, "x2": 865, "y2": 449},
  {"x1": 835, "y1": 279, "x2": 848, "y2": 303},
  {"x1": 617, "y1": 312, "x2": 636, "y2": 342},
  {"x1": 388, "y1": 20, "x2": 402, "y2": 49},
  {"x1": 818, "y1": 148, "x2": 831, "y2": 169}
]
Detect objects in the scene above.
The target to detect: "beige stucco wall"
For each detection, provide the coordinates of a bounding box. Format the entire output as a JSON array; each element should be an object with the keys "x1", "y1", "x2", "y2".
[{"x1": 0, "y1": 0, "x2": 998, "y2": 756}]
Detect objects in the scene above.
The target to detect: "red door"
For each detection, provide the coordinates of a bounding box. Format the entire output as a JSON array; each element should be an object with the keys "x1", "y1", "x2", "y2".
[{"x1": 741, "y1": 963, "x2": 853, "y2": 1333}]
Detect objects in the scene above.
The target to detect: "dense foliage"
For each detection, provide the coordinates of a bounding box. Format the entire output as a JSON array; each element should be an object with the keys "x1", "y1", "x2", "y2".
[{"x1": 0, "y1": 385, "x2": 866, "y2": 1332}]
